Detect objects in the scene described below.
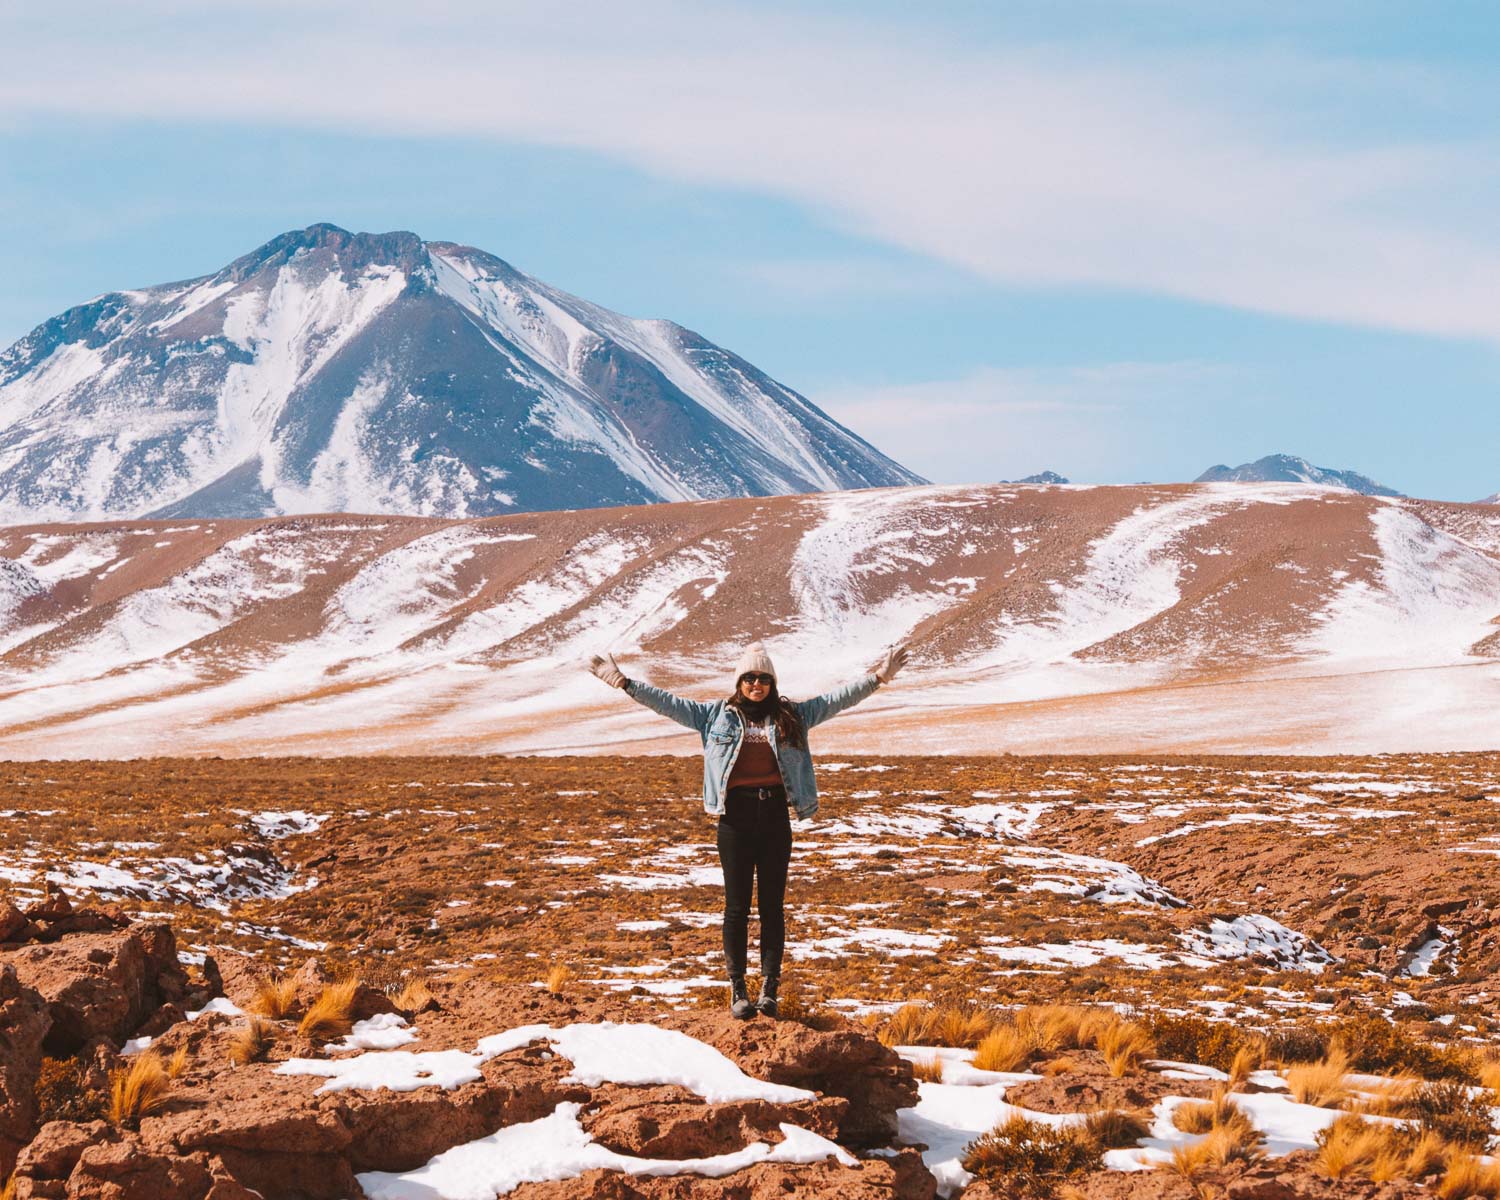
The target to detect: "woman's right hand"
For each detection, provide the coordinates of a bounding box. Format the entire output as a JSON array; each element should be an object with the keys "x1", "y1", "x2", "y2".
[{"x1": 588, "y1": 652, "x2": 628, "y2": 689}]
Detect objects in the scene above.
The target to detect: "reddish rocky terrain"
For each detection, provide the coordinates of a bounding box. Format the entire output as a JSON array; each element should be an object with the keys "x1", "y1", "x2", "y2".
[{"x1": 3, "y1": 753, "x2": 1499, "y2": 1197}]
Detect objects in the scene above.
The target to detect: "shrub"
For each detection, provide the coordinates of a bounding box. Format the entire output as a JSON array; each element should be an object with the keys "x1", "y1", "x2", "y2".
[
  {"x1": 1392, "y1": 1080, "x2": 1495, "y2": 1150},
  {"x1": 34, "y1": 1055, "x2": 106, "y2": 1125},
  {"x1": 229, "y1": 1018, "x2": 276, "y2": 1066},
  {"x1": 250, "y1": 975, "x2": 298, "y2": 1020},
  {"x1": 1083, "y1": 1108, "x2": 1150, "y2": 1150},
  {"x1": 1327, "y1": 1016, "x2": 1476, "y2": 1082},
  {"x1": 961, "y1": 1114, "x2": 1102, "y2": 1198},
  {"x1": 108, "y1": 1051, "x2": 171, "y2": 1129},
  {"x1": 1286, "y1": 1046, "x2": 1350, "y2": 1108},
  {"x1": 1097, "y1": 1020, "x2": 1153, "y2": 1078},
  {"x1": 974, "y1": 1024, "x2": 1038, "y2": 1072},
  {"x1": 1146, "y1": 1013, "x2": 1259, "y2": 1072},
  {"x1": 298, "y1": 979, "x2": 359, "y2": 1041}
]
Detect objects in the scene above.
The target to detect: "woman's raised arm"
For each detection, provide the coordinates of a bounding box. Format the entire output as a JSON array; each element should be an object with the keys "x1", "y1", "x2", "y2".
[
  {"x1": 588, "y1": 652, "x2": 714, "y2": 734},
  {"x1": 797, "y1": 644, "x2": 909, "y2": 729}
]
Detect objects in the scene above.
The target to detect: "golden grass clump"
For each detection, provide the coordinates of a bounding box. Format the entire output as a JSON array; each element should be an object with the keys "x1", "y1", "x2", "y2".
[
  {"x1": 1023, "y1": 1004, "x2": 1104, "y2": 1052},
  {"x1": 973, "y1": 1023, "x2": 1039, "y2": 1073},
  {"x1": 1314, "y1": 1113, "x2": 1449, "y2": 1184},
  {"x1": 229, "y1": 1017, "x2": 276, "y2": 1066},
  {"x1": 2, "y1": 1173, "x2": 14, "y2": 1200},
  {"x1": 1438, "y1": 1154, "x2": 1500, "y2": 1200},
  {"x1": 878, "y1": 1002, "x2": 938, "y2": 1048},
  {"x1": 909, "y1": 1055, "x2": 944, "y2": 1083},
  {"x1": 250, "y1": 975, "x2": 299, "y2": 1020},
  {"x1": 961, "y1": 1114, "x2": 1103, "y2": 1198},
  {"x1": 1083, "y1": 1108, "x2": 1151, "y2": 1150},
  {"x1": 544, "y1": 963, "x2": 574, "y2": 994},
  {"x1": 1285, "y1": 1045, "x2": 1350, "y2": 1108},
  {"x1": 165, "y1": 1044, "x2": 189, "y2": 1080},
  {"x1": 936, "y1": 1004, "x2": 996, "y2": 1049},
  {"x1": 108, "y1": 1051, "x2": 172, "y2": 1129},
  {"x1": 1096, "y1": 1019, "x2": 1153, "y2": 1078},
  {"x1": 394, "y1": 977, "x2": 435, "y2": 1015},
  {"x1": 1225, "y1": 1045, "x2": 1260, "y2": 1090},
  {"x1": 297, "y1": 979, "x2": 359, "y2": 1041},
  {"x1": 1160, "y1": 1087, "x2": 1263, "y2": 1177}
]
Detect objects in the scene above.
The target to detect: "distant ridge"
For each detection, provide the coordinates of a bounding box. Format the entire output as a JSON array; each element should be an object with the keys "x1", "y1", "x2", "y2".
[
  {"x1": 1005, "y1": 470, "x2": 1070, "y2": 484},
  {"x1": 0, "y1": 223, "x2": 924, "y2": 522},
  {"x1": 1196, "y1": 453, "x2": 1400, "y2": 497}
]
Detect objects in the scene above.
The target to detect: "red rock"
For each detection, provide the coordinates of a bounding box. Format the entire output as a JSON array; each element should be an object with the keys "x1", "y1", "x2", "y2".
[
  {"x1": 25, "y1": 893, "x2": 72, "y2": 922},
  {"x1": 0, "y1": 900, "x2": 28, "y2": 942},
  {"x1": 664, "y1": 1014, "x2": 919, "y2": 1148},
  {"x1": 12, "y1": 1120, "x2": 110, "y2": 1181},
  {"x1": 0, "y1": 963, "x2": 51, "y2": 1175},
  {"x1": 2, "y1": 923, "x2": 194, "y2": 1053},
  {"x1": 582, "y1": 1084, "x2": 846, "y2": 1158},
  {"x1": 64, "y1": 1137, "x2": 212, "y2": 1200}
]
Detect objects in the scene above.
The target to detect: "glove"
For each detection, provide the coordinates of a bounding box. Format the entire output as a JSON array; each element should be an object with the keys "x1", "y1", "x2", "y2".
[
  {"x1": 872, "y1": 643, "x2": 909, "y2": 684},
  {"x1": 588, "y1": 652, "x2": 628, "y2": 689}
]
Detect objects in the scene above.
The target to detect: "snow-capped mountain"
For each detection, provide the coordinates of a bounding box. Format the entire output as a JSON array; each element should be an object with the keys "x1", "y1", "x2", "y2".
[
  {"x1": 0, "y1": 224, "x2": 924, "y2": 521},
  {"x1": 1481, "y1": 493, "x2": 1499, "y2": 504},
  {"x1": 0, "y1": 483, "x2": 1496, "y2": 759},
  {"x1": 1195, "y1": 453, "x2": 1400, "y2": 497},
  {"x1": 1006, "y1": 470, "x2": 1069, "y2": 484}
]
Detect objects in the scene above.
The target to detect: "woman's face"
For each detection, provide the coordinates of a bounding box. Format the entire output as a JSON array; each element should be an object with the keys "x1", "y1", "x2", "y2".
[{"x1": 738, "y1": 672, "x2": 773, "y2": 702}]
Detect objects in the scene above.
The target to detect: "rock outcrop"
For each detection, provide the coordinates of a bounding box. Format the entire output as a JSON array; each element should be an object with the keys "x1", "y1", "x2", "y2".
[{"x1": 0, "y1": 910, "x2": 935, "y2": 1199}]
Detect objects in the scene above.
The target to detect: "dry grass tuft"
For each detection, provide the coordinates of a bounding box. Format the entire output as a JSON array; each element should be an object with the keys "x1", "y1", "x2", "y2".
[
  {"x1": 1172, "y1": 1098, "x2": 1218, "y2": 1135},
  {"x1": 165, "y1": 1044, "x2": 189, "y2": 1080},
  {"x1": 1083, "y1": 1108, "x2": 1151, "y2": 1150},
  {"x1": 1478, "y1": 1055, "x2": 1500, "y2": 1095},
  {"x1": 878, "y1": 1002, "x2": 938, "y2": 1047},
  {"x1": 108, "y1": 1051, "x2": 172, "y2": 1129},
  {"x1": 394, "y1": 977, "x2": 435, "y2": 1015},
  {"x1": 1097, "y1": 1019, "x2": 1153, "y2": 1078},
  {"x1": 1314, "y1": 1113, "x2": 1451, "y2": 1184},
  {"x1": 1285, "y1": 1045, "x2": 1350, "y2": 1108},
  {"x1": 1042, "y1": 1056, "x2": 1080, "y2": 1077},
  {"x1": 229, "y1": 1018, "x2": 276, "y2": 1066},
  {"x1": 961, "y1": 1113, "x2": 1103, "y2": 1197},
  {"x1": 936, "y1": 1004, "x2": 996, "y2": 1048},
  {"x1": 544, "y1": 963, "x2": 574, "y2": 994},
  {"x1": 250, "y1": 975, "x2": 298, "y2": 1020},
  {"x1": 1225, "y1": 1046, "x2": 1260, "y2": 1090},
  {"x1": 1438, "y1": 1154, "x2": 1500, "y2": 1200},
  {"x1": 297, "y1": 979, "x2": 359, "y2": 1041},
  {"x1": 1161, "y1": 1088, "x2": 1263, "y2": 1176},
  {"x1": 973, "y1": 1024, "x2": 1039, "y2": 1073},
  {"x1": 1, "y1": 1173, "x2": 14, "y2": 1200},
  {"x1": 909, "y1": 1054, "x2": 944, "y2": 1083}
]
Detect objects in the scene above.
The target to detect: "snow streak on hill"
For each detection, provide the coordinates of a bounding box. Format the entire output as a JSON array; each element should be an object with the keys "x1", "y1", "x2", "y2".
[
  {"x1": 0, "y1": 483, "x2": 1496, "y2": 759},
  {"x1": 0, "y1": 225, "x2": 921, "y2": 522}
]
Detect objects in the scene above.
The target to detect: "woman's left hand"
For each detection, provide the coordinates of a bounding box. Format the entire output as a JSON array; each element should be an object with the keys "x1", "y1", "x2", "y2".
[{"x1": 872, "y1": 643, "x2": 909, "y2": 684}]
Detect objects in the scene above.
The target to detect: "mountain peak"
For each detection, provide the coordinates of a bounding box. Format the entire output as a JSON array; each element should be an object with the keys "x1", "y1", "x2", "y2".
[
  {"x1": 1196, "y1": 453, "x2": 1401, "y2": 497},
  {"x1": 0, "y1": 226, "x2": 923, "y2": 522}
]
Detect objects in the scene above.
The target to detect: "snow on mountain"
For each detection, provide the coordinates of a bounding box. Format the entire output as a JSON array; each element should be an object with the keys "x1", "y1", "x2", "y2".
[
  {"x1": 0, "y1": 224, "x2": 923, "y2": 522},
  {"x1": 0, "y1": 483, "x2": 1496, "y2": 759},
  {"x1": 1481, "y1": 492, "x2": 1499, "y2": 504},
  {"x1": 1004, "y1": 471, "x2": 1070, "y2": 484},
  {"x1": 1195, "y1": 453, "x2": 1401, "y2": 497}
]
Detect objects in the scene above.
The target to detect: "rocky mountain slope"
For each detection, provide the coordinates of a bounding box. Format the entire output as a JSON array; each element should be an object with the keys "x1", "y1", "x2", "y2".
[
  {"x1": 0, "y1": 224, "x2": 921, "y2": 522},
  {"x1": 1195, "y1": 454, "x2": 1401, "y2": 497},
  {"x1": 0, "y1": 482, "x2": 1496, "y2": 758}
]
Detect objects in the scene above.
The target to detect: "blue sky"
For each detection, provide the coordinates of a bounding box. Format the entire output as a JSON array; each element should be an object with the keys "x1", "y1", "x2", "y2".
[{"x1": 3, "y1": 2, "x2": 1498, "y2": 500}]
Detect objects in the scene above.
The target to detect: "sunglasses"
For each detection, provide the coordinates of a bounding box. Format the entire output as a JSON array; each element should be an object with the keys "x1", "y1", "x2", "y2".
[{"x1": 740, "y1": 673, "x2": 774, "y2": 686}]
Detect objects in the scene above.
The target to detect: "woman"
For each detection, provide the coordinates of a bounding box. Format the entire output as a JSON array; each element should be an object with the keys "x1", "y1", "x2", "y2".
[{"x1": 587, "y1": 641, "x2": 908, "y2": 1019}]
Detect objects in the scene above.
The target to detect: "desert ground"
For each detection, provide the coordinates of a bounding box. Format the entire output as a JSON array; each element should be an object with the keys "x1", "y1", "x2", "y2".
[{"x1": 4, "y1": 752, "x2": 1500, "y2": 1197}]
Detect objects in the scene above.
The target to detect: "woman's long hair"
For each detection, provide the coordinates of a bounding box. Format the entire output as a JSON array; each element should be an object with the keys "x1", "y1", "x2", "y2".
[{"x1": 727, "y1": 680, "x2": 806, "y2": 749}]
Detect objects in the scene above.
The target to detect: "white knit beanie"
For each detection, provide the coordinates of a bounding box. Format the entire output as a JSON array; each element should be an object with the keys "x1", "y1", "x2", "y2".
[{"x1": 733, "y1": 642, "x2": 777, "y2": 685}]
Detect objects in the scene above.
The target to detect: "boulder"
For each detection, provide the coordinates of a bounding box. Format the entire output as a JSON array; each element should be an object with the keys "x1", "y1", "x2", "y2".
[
  {"x1": 581, "y1": 1083, "x2": 846, "y2": 1158},
  {"x1": 0, "y1": 964, "x2": 51, "y2": 1175},
  {"x1": 63, "y1": 1138, "x2": 213, "y2": 1200},
  {"x1": 3, "y1": 923, "x2": 194, "y2": 1053},
  {"x1": 0, "y1": 899, "x2": 30, "y2": 943},
  {"x1": 666, "y1": 1015, "x2": 919, "y2": 1148}
]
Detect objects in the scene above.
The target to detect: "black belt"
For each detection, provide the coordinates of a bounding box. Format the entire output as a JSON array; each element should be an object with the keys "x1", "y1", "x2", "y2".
[{"x1": 727, "y1": 784, "x2": 786, "y2": 802}]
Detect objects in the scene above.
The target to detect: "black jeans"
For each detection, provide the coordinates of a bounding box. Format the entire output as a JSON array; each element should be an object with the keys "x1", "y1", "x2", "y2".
[{"x1": 716, "y1": 785, "x2": 792, "y2": 980}]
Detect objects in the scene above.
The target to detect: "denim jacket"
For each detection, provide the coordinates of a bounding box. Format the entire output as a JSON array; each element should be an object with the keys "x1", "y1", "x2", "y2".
[{"x1": 623, "y1": 674, "x2": 881, "y2": 819}]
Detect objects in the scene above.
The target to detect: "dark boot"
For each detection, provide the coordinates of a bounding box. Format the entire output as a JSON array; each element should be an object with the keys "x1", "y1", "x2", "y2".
[
  {"x1": 755, "y1": 976, "x2": 780, "y2": 1019},
  {"x1": 729, "y1": 976, "x2": 755, "y2": 1020}
]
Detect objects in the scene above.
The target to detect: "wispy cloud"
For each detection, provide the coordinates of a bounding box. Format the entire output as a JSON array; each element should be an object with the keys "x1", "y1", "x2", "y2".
[
  {"x1": 817, "y1": 362, "x2": 1238, "y2": 484},
  {"x1": 6, "y1": 2, "x2": 1500, "y2": 341}
]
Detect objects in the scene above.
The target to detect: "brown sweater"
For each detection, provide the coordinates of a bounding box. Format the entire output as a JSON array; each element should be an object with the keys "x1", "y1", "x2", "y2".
[{"x1": 726, "y1": 719, "x2": 783, "y2": 790}]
